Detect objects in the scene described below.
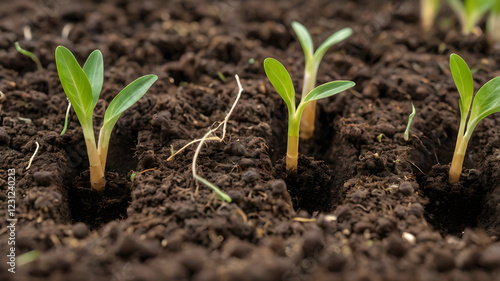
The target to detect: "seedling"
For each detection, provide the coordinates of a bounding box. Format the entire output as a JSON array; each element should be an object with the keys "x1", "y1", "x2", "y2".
[
  {"x1": 14, "y1": 42, "x2": 43, "y2": 71},
  {"x1": 264, "y1": 58, "x2": 355, "y2": 174},
  {"x1": 377, "y1": 134, "x2": 384, "y2": 143},
  {"x1": 292, "y1": 21, "x2": 353, "y2": 140},
  {"x1": 448, "y1": 53, "x2": 500, "y2": 183},
  {"x1": 404, "y1": 103, "x2": 416, "y2": 141},
  {"x1": 421, "y1": 0, "x2": 440, "y2": 32},
  {"x1": 55, "y1": 46, "x2": 157, "y2": 192},
  {"x1": 217, "y1": 71, "x2": 226, "y2": 82},
  {"x1": 447, "y1": 0, "x2": 496, "y2": 35}
]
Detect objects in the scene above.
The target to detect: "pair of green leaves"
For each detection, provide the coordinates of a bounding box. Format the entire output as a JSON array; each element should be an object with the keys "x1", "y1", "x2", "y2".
[
  {"x1": 450, "y1": 53, "x2": 500, "y2": 134},
  {"x1": 55, "y1": 46, "x2": 157, "y2": 130},
  {"x1": 291, "y1": 21, "x2": 352, "y2": 71},
  {"x1": 263, "y1": 58, "x2": 354, "y2": 131}
]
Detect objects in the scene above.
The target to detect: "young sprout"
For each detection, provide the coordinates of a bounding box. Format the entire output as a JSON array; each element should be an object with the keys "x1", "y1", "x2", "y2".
[
  {"x1": 448, "y1": 53, "x2": 500, "y2": 183},
  {"x1": 55, "y1": 46, "x2": 157, "y2": 192},
  {"x1": 446, "y1": 0, "x2": 495, "y2": 35},
  {"x1": 14, "y1": 42, "x2": 43, "y2": 71},
  {"x1": 421, "y1": 0, "x2": 441, "y2": 32},
  {"x1": 264, "y1": 58, "x2": 355, "y2": 174},
  {"x1": 292, "y1": 21, "x2": 353, "y2": 140},
  {"x1": 404, "y1": 103, "x2": 416, "y2": 141},
  {"x1": 60, "y1": 98, "x2": 71, "y2": 136},
  {"x1": 487, "y1": 0, "x2": 500, "y2": 44}
]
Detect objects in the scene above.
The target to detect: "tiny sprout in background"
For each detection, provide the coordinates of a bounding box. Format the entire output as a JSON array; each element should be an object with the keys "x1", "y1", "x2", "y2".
[
  {"x1": 447, "y1": 0, "x2": 495, "y2": 35},
  {"x1": 377, "y1": 134, "x2": 384, "y2": 143},
  {"x1": 14, "y1": 42, "x2": 43, "y2": 71},
  {"x1": 487, "y1": 0, "x2": 500, "y2": 44},
  {"x1": 60, "y1": 98, "x2": 71, "y2": 136},
  {"x1": 420, "y1": 0, "x2": 441, "y2": 32},
  {"x1": 404, "y1": 103, "x2": 416, "y2": 141}
]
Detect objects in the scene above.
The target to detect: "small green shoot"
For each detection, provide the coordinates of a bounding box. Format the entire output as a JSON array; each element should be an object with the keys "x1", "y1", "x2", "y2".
[
  {"x1": 249, "y1": 58, "x2": 255, "y2": 64},
  {"x1": 14, "y1": 42, "x2": 43, "y2": 71},
  {"x1": 130, "y1": 168, "x2": 157, "y2": 183},
  {"x1": 264, "y1": 58, "x2": 355, "y2": 174},
  {"x1": 217, "y1": 71, "x2": 226, "y2": 82},
  {"x1": 60, "y1": 98, "x2": 71, "y2": 136},
  {"x1": 404, "y1": 103, "x2": 416, "y2": 141},
  {"x1": 421, "y1": 0, "x2": 441, "y2": 32},
  {"x1": 292, "y1": 21, "x2": 353, "y2": 140},
  {"x1": 377, "y1": 134, "x2": 384, "y2": 143},
  {"x1": 55, "y1": 46, "x2": 157, "y2": 192},
  {"x1": 446, "y1": 0, "x2": 496, "y2": 35},
  {"x1": 448, "y1": 53, "x2": 500, "y2": 183},
  {"x1": 18, "y1": 250, "x2": 40, "y2": 267}
]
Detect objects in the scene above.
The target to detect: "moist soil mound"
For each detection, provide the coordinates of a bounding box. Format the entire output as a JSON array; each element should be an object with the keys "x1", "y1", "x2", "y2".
[{"x1": 1, "y1": 0, "x2": 500, "y2": 280}]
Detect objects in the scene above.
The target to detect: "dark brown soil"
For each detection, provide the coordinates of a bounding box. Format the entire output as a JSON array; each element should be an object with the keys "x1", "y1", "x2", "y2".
[{"x1": 1, "y1": 0, "x2": 500, "y2": 280}]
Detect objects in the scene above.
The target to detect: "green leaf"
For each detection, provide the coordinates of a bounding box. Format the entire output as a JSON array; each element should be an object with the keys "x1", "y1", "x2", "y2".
[
  {"x1": 55, "y1": 46, "x2": 93, "y2": 120},
  {"x1": 303, "y1": 81, "x2": 355, "y2": 103},
  {"x1": 467, "y1": 76, "x2": 500, "y2": 129},
  {"x1": 314, "y1": 27, "x2": 352, "y2": 63},
  {"x1": 450, "y1": 54, "x2": 474, "y2": 121},
  {"x1": 103, "y1": 74, "x2": 158, "y2": 126},
  {"x1": 493, "y1": 0, "x2": 500, "y2": 13},
  {"x1": 465, "y1": 0, "x2": 495, "y2": 18},
  {"x1": 263, "y1": 58, "x2": 295, "y2": 111},
  {"x1": 292, "y1": 21, "x2": 314, "y2": 61},
  {"x1": 83, "y1": 50, "x2": 104, "y2": 110}
]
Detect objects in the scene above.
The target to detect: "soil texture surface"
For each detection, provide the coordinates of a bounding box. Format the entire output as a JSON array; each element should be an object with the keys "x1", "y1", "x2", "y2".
[{"x1": 1, "y1": 0, "x2": 500, "y2": 280}]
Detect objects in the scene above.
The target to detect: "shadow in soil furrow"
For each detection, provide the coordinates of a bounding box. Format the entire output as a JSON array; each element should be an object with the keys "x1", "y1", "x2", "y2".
[
  {"x1": 267, "y1": 101, "x2": 358, "y2": 213},
  {"x1": 419, "y1": 164, "x2": 485, "y2": 237},
  {"x1": 62, "y1": 131, "x2": 138, "y2": 229}
]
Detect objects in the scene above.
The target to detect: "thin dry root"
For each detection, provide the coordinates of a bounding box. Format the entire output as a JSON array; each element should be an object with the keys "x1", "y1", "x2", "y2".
[
  {"x1": 167, "y1": 137, "x2": 221, "y2": 161},
  {"x1": 26, "y1": 141, "x2": 40, "y2": 170}
]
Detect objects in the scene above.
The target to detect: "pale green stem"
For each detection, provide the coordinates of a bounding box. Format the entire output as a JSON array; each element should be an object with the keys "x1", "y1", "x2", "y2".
[
  {"x1": 83, "y1": 126, "x2": 106, "y2": 191},
  {"x1": 287, "y1": 103, "x2": 308, "y2": 175},
  {"x1": 462, "y1": 17, "x2": 474, "y2": 35},
  {"x1": 420, "y1": 0, "x2": 440, "y2": 32},
  {"x1": 286, "y1": 135, "x2": 299, "y2": 175},
  {"x1": 449, "y1": 129, "x2": 472, "y2": 183},
  {"x1": 97, "y1": 123, "x2": 114, "y2": 173},
  {"x1": 453, "y1": 118, "x2": 466, "y2": 156},
  {"x1": 487, "y1": 8, "x2": 500, "y2": 44},
  {"x1": 299, "y1": 62, "x2": 319, "y2": 140}
]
